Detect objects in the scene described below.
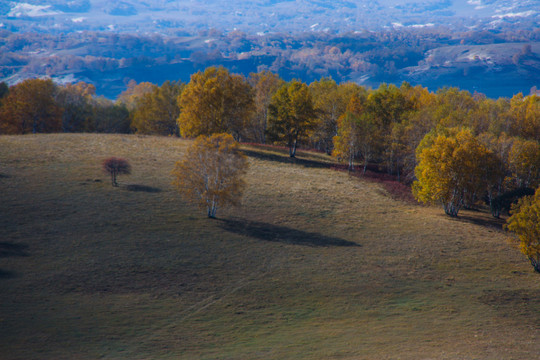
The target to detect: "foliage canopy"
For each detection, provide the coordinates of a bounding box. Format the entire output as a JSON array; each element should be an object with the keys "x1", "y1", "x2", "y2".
[
  {"x1": 267, "y1": 80, "x2": 317, "y2": 157},
  {"x1": 172, "y1": 133, "x2": 249, "y2": 218},
  {"x1": 102, "y1": 157, "x2": 131, "y2": 187},
  {"x1": 413, "y1": 128, "x2": 498, "y2": 217},
  {"x1": 177, "y1": 66, "x2": 254, "y2": 140},
  {"x1": 505, "y1": 188, "x2": 540, "y2": 273}
]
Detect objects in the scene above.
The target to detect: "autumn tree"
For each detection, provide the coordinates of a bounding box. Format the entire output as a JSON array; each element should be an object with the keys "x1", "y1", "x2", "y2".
[
  {"x1": 332, "y1": 93, "x2": 377, "y2": 174},
  {"x1": 508, "y1": 93, "x2": 540, "y2": 141},
  {"x1": 432, "y1": 87, "x2": 477, "y2": 130},
  {"x1": 478, "y1": 132, "x2": 514, "y2": 217},
  {"x1": 508, "y1": 138, "x2": 540, "y2": 189},
  {"x1": 505, "y1": 187, "x2": 540, "y2": 273},
  {"x1": 0, "y1": 82, "x2": 8, "y2": 101},
  {"x1": 333, "y1": 112, "x2": 360, "y2": 171},
  {"x1": 0, "y1": 78, "x2": 62, "y2": 134},
  {"x1": 309, "y1": 79, "x2": 364, "y2": 154},
  {"x1": 366, "y1": 83, "x2": 411, "y2": 129},
  {"x1": 131, "y1": 80, "x2": 184, "y2": 136},
  {"x1": 117, "y1": 80, "x2": 157, "y2": 112},
  {"x1": 172, "y1": 133, "x2": 249, "y2": 218},
  {"x1": 247, "y1": 70, "x2": 283, "y2": 143},
  {"x1": 55, "y1": 81, "x2": 96, "y2": 132},
  {"x1": 102, "y1": 157, "x2": 131, "y2": 187},
  {"x1": 91, "y1": 96, "x2": 131, "y2": 133},
  {"x1": 413, "y1": 128, "x2": 498, "y2": 217},
  {"x1": 267, "y1": 80, "x2": 317, "y2": 157},
  {"x1": 177, "y1": 66, "x2": 254, "y2": 140},
  {"x1": 364, "y1": 83, "x2": 413, "y2": 175},
  {"x1": 395, "y1": 84, "x2": 438, "y2": 181}
]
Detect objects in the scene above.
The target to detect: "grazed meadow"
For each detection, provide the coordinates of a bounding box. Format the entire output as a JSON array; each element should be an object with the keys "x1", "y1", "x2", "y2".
[{"x1": 0, "y1": 134, "x2": 539, "y2": 359}]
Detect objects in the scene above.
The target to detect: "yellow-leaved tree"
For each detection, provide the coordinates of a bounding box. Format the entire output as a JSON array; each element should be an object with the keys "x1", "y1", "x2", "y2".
[
  {"x1": 413, "y1": 128, "x2": 498, "y2": 217},
  {"x1": 177, "y1": 66, "x2": 254, "y2": 140},
  {"x1": 505, "y1": 187, "x2": 540, "y2": 273},
  {"x1": 0, "y1": 78, "x2": 62, "y2": 134},
  {"x1": 171, "y1": 133, "x2": 249, "y2": 218}
]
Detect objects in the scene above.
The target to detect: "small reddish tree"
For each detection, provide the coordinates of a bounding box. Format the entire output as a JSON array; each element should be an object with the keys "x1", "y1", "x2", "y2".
[{"x1": 102, "y1": 157, "x2": 131, "y2": 187}]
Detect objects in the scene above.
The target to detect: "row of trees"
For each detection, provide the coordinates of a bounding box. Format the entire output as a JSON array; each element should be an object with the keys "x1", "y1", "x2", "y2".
[
  {"x1": 0, "y1": 79, "x2": 130, "y2": 134},
  {"x1": 1, "y1": 68, "x2": 538, "y2": 218}
]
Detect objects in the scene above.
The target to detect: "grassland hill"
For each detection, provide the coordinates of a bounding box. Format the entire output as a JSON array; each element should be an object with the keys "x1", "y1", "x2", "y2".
[{"x1": 1, "y1": 133, "x2": 539, "y2": 359}]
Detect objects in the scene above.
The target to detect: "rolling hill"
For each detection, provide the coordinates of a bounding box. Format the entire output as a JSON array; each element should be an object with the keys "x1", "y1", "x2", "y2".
[{"x1": 1, "y1": 133, "x2": 539, "y2": 359}]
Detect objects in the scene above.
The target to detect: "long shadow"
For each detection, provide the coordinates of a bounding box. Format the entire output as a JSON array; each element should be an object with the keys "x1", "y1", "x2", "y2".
[
  {"x1": 125, "y1": 184, "x2": 162, "y2": 193},
  {"x1": 242, "y1": 149, "x2": 331, "y2": 169},
  {"x1": 451, "y1": 214, "x2": 505, "y2": 230},
  {"x1": 0, "y1": 269, "x2": 16, "y2": 279},
  {"x1": 219, "y1": 219, "x2": 359, "y2": 247},
  {"x1": 0, "y1": 242, "x2": 29, "y2": 258}
]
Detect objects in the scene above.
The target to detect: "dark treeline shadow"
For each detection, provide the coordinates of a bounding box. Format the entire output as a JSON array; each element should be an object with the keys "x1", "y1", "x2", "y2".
[
  {"x1": 242, "y1": 149, "x2": 331, "y2": 169},
  {"x1": 0, "y1": 269, "x2": 16, "y2": 279},
  {"x1": 0, "y1": 242, "x2": 29, "y2": 258},
  {"x1": 219, "y1": 218, "x2": 360, "y2": 247},
  {"x1": 125, "y1": 184, "x2": 162, "y2": 193},
  {"x1": 449, "y1": 214, "x2": 505, "y2": 230}
]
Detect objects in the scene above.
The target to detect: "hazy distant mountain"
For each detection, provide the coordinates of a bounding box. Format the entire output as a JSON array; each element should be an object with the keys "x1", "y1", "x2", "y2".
[
  {"x1": 1, "y1": 0, "x2": 539, "y2": 34},
  {"x1": 1, "y1": 1, "x2": 539, "y2": 98}
]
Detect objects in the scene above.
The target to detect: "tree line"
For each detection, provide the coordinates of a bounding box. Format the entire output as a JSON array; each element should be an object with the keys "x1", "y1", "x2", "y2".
[
  {"x1": 0, "y1": 68, "x2": 539, "y2": 271},
  {"x1": 0, "y1": 67, "x2": 538, "y2": 215}
]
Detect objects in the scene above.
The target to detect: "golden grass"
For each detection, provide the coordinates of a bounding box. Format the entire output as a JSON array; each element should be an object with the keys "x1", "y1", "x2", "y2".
[{"x1": 0, "y1": 133, "x2": 539, "y2": 359}]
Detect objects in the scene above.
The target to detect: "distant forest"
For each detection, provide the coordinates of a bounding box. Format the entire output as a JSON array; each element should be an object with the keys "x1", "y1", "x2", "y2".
[{"x1": 1, "y1": 27, "x2": 539, "y2": 98}]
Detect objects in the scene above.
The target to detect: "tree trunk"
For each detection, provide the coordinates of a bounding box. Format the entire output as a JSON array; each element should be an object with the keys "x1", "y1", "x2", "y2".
[
  {"x1": 290, "y1": 138, "x2": 297, "y2": 157},
  {"x1": 530, "y1": 257, "x2": 540, "y2": 273},
  {"x1": 207, "y1": 198, "x2": 218, "y2": 218},
  {"x1": 111, "y1": 171, "x2": 117, "y2": 187}
]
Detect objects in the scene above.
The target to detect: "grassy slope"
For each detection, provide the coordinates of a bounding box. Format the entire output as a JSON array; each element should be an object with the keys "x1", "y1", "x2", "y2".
[{"x1": 0, "y1": 134, "x2": 539, "y2": 359}]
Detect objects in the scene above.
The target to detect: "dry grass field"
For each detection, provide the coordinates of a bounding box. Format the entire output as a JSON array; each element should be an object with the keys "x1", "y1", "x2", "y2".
[{"x1": 0, "y1": 133, "x2": 539, "y2": 359}]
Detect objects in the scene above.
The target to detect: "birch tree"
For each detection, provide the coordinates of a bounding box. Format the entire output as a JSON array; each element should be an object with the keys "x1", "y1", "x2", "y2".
[{"x1": 171, "y1": 133, "x2": 249, "y2": 218}]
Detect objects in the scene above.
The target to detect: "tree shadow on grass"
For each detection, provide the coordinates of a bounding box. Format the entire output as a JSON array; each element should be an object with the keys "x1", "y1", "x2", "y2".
[
  {"x1": 0, "y1": 269, "x2": 16, "y2": 279},
  {"x1": 450, "y1": 213, "x2": 506, "y2": 231},
  {"x1": 219, "y1": 218, "x2": 360, "y2": 247},
  {"x1": 242, "y1": 149, "x2": 331, "y2": 169},
  {"x1": 0, "y1": 242, "x2": 29, "y2": 258},
  {"x1": 125, "y1": 184, "x2": 162, "y2": 193}
]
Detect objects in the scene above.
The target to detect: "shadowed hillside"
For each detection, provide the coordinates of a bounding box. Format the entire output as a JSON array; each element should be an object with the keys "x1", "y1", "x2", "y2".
[{"x1": 0, "y1": 134, "x2": 539, "y2": 359}]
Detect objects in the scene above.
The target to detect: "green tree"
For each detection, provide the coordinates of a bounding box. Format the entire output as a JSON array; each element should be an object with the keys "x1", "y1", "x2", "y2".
[
  {"x1": 177, "y1": 66, "x2": 254, "y2": 140},
  {"x1": 171, "y1": 133, "x2": 249, "y2": 218},
  {"x1": 505, "y1": 187, "x2": 540, "y2": 273},
  {"x1": 131, "y1": 81, "x2": 184, "y2": 136},
  {"x1": 413, "y1": 128, "x2": 498, "y2": 217},
  {"x1": 267, "y1": 80, "x2": 317, "y2": 157},
  {"x1": 0, "y1": 78, "x2": 62, "y2": 134}
]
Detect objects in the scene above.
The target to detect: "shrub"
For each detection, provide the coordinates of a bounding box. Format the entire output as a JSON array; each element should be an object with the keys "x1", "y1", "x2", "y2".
[{"x1": 102, "y1": 157, "x2": 131, "y2": 187}]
